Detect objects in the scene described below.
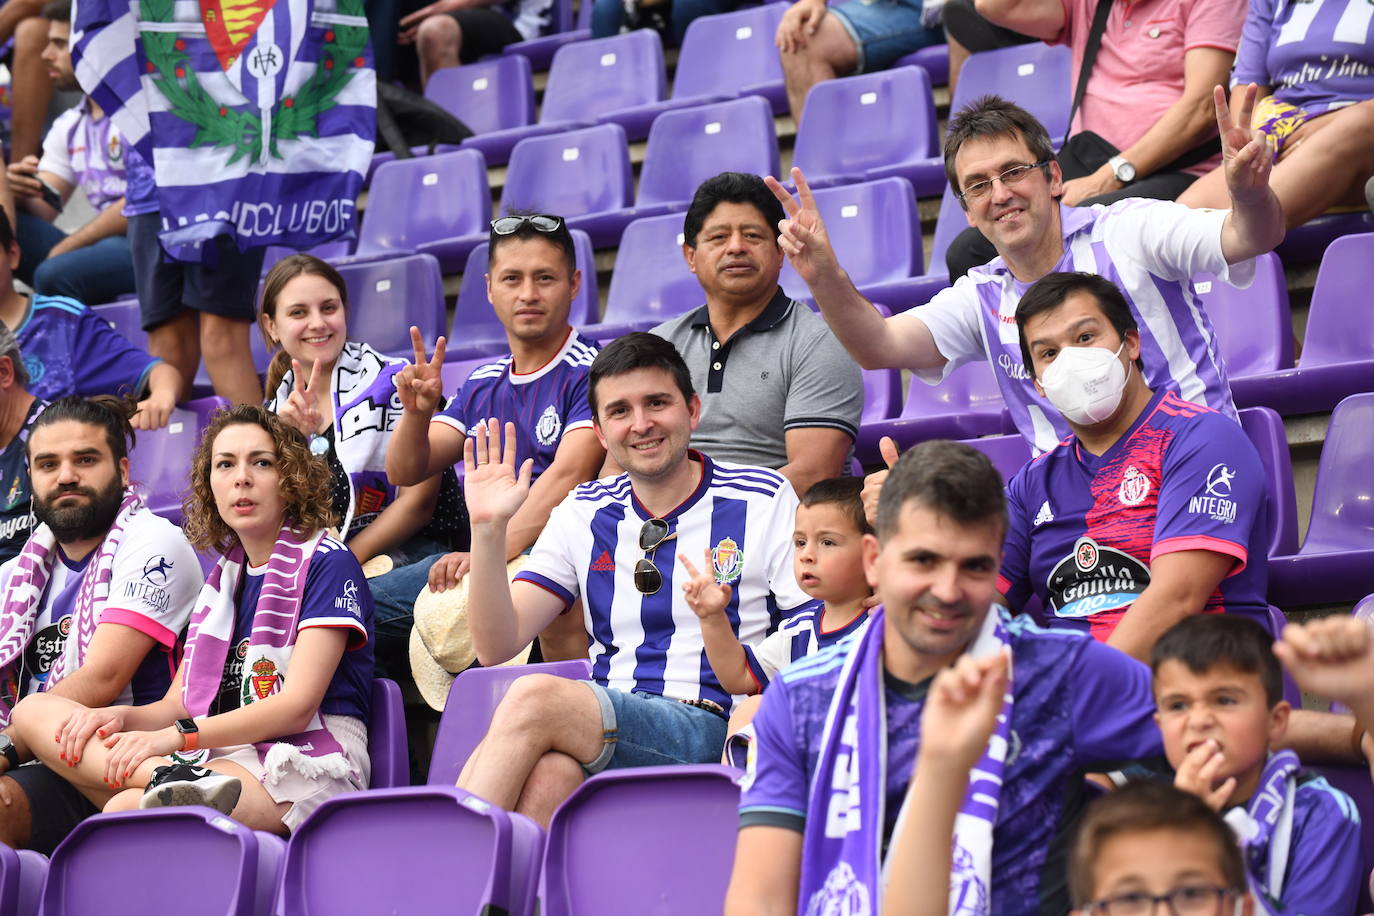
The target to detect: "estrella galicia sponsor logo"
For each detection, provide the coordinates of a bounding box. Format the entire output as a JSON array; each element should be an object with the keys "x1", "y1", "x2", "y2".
[
  {"x1": 1046, "y1": 536, "x2": 1150, "y2": 619},
  {"x1": 335, "y1": 579, "x2": 361, "y2": 616},
  {"x1": 1189, "y1": 463, "x2": 1239, "y2": 524},
  {"x1": 23, "y1": 614, "x2": 73, "y2": 680}
]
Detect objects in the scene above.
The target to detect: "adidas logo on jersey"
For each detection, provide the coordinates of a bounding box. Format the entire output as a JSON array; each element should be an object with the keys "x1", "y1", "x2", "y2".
[
  {"x1": 590, "y1": 550, "x2": 615, "y2": 572},
  {"x1": 1033, "y1": 501, "x2": 1054, "y2": 527}
]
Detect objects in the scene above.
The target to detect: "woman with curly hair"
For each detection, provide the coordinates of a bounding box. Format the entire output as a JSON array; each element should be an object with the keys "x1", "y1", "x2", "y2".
[{"x1": 7, "y1": 404, "x2": 374, "y2": 834}]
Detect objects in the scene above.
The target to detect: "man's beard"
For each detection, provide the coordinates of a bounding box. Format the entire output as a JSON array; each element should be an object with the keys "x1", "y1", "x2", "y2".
[{"x1": 34, "y1": 476, "x2": 125, "y2": 543}]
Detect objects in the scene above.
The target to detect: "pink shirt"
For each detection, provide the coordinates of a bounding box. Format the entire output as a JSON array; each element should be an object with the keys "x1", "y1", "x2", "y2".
[{"x1": 1054, "y1": 0, "x2": 1245, "y2": 175}]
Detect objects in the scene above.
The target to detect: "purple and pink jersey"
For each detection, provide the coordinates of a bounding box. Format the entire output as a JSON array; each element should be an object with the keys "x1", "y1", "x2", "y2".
[
  {"x1": 1000, "y1": 390, "x2": 1269, "y2": 640},
  {"x1": 1234, "y1": 0, "x2": 1374, "y2": 115}
]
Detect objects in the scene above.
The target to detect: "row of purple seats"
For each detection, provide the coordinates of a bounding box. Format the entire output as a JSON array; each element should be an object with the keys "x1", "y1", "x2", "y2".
[
  {"x1": 0, "y1": 845, "x2": 46, "y2": 916},
  {"x1": 854, "y1": 362, "x2": 1013, "y2": 464}
]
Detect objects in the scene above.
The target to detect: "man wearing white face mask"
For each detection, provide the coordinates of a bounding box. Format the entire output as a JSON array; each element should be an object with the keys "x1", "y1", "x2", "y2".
[{"x1": 997, "y1": 272, "x2": 1269, "y2": 662}]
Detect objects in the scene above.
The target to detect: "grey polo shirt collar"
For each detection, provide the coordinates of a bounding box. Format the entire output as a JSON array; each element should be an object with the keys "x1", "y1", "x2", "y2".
[{"x1": 687, "y1": 286, "x2": 794, "y2": 394}]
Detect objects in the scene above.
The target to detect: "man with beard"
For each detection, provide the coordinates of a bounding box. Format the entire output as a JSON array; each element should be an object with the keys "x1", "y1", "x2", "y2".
[{"x1": 0, "y1": 395, "x2": 200, "y2": 853}]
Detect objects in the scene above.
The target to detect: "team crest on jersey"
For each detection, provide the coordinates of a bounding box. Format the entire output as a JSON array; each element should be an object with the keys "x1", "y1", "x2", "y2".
[
  {"x1": 805, "y1": 862, "x2": 871, "y2": 916},
  {"x1": 243, "y1": 656, "x2": 281, "y2": 705},
  {"x1": 535, "y1": 404, "x2": 562, "y2": 446},
  {"x1": 1118, "y1": 465, "x2": 1151, "y2": 506},
  {"x1": 712, "y1": 538, "x2": 743, "y2": 584}
]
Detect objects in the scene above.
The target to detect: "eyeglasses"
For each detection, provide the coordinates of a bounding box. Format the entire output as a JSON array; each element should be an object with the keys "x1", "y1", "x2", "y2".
[
  {"x1": 490, "y1": 214, "x2": 565, "y2": 235},
  {"x1": 956, "y1": 160, "x2": 1052, "y2": 202},
  {"x1": 1083, "y1": 885, "x2": 1238, "y2": 916},
  {"x1": 633, "y1": 517, "x2": 677, "y2": 595}
]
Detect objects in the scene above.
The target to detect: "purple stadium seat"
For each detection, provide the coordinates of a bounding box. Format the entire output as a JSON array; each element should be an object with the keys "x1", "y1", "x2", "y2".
[
  {"x1": 501, "y1": 125, "x2": 634, "y2": 234},
  {"x1": 449, "y1": 229, "x2": 600, "y2": 360},
  {"x1": 1313, "y1": 765, "x2": 1374, "y2": 914},
  {"x1": 427, "y1": 660, "x2": 593, "y2": 787},
  {"x1": 670, "y1": 5, "x2": 788, "y2": 114},
  {"x1": 275, "y1": 787, "x2": 543, "y2": 916},
  {"x1": 568, "y1": 95, "x2": 780, "y2": 247},
  {"x1": 1227, "y1": 232, "x2": 1374, "y2": 415},
  {"x1": 368, "y1": 678, "x2": 408, "y2": 789},
  {"x1": 441, "y1": 357, "x2": 493, "y2": 400},
  {"x1": 1264, "y1": 606, "x2": 1303, "y2": 706},
  {"x1": 259, "y1": 239, "x2": 355, "y2": 277},
  {"x1": 501, "y1": 0, "x2": 587, "y2": 71},
  {"x1": 893, "y1": 42, "x2": 950, "y2": 86},
  {"x1": 425, "y1": 56, "x2": 534, "y2": 137},
  {"x1": 855, "y1": 361, "x2": 1011, "y2": 464},
  {"x1": 44, "y1": 809, "x2": 284, "y2": 916},
  {"x1": 351, "y1": 149, "x2": 490, "y2": 271},
  {"x1": 861, "y1": 185, "x2": 965, "y2": 313},
  {"x1": 334, "y1": 253, "x2": 447, "y2": 359},
  {"x1": 0, "y1": 845, "x2": 45, "y2": 916},
  {"x1": 949, "y1": 43, "x2": 1072, "y2": 143},
  {"x1": 577, "y1": 212, "x2": 702, "y2": 341},
  {"x1": 779, "y1": 178, "x2": 921, "y2": 300},
  {"x1": 364, "y1": 144, "x2": 465, "y2": 188},
  {"x1": 792, "y1": 67, "x2": 941, "y2": 196},
  {"x1": 862, "y1": 367, "x2": 902, "y2": 423},
  {"x1": 540, "y1": 765, "x2": 741, "y2": 915},
  {"x1": 1268, "y1": 392, "x2": 1374, "y2": 607},
  {"x1": 1275, "y1": 208, "x2": 1374, "y2": 265},
  {"x1": 1193, "y1": 253, "x2": 1294, "y2": 387},
  {"x1": 1237, "y1": 406, "x2": 1299, "y2": 558},
  {"x1": 128, "y1": 396, "x2": 227, "y2": 525},
  {"x1": 960, "y1": 433, "x2": 1033, "y2": 483}
]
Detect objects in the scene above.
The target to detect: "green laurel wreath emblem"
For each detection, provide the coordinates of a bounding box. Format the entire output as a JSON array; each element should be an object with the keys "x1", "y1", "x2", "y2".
[{"x1": 141, "y1": 0, "x2": 368, "y2": 164}]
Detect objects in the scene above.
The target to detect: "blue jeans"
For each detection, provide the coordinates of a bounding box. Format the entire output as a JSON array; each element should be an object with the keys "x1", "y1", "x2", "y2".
[
  {"x1": 16, "y1": 210, "x2": 136, "y2": 305},
  {"x1": 830, "y1": 0, "x2": 942, "y2": 73},
  {"x1": 368, "y1": 552, "x2": 445, "y2": 681},
  {"x1": 584, "y1": 684, "x2": 729, "y2": 773}
]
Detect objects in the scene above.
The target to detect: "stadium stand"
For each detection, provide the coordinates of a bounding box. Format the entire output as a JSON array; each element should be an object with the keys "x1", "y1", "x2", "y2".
[
  {"x1": 0, "y1": 845, "x2": 45, "y2": 916},
  {"x1": 353, "y1": 150, "x2": 491, "y2": 271},
  {"x1": 500, "y1": 124, "x2": 635, "y2": 230},
  {"x1": 426, "y1": 55, "x2": 537, "y2": 138},
  {"x1": 574, "y1": 210, "x2": 703, "y2": 341},
  {"x1": 854, "y1": 361, "x2": 1011, "y2": 464}
]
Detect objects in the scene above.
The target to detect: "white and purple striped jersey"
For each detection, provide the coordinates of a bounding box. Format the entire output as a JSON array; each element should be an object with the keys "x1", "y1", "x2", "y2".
[
  {"x1": 1234, "y1": 0, "x2": 1374, "y2": 115},
  {"x1": 515, "y1": 453, "x2": 812, "y2": 712},
  {"x1": 918, "y1": 200, "x2": 1244, "y2": 453}
]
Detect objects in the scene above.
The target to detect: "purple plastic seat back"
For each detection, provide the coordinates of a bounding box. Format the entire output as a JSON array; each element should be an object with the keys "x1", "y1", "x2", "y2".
[
  {"x1": 862, "y1": 368, "x2": 901, "y2": 423},
  {"x1": 452, "y1": 229, "x2": 600, "y2": 348},
  {"x1": 673, "y1": 6, "x2": 786, "y2": 102},
  {"x1": 276, "y1": 787, "x2": 543, "y2": 916},
  {"x1": 45, "y1": 809, "x2": 282, "y2": 916},
  {"x1": 1265, "y1": 606, "x2": 1304, "y2": 706},
  {"x1": 335, "y1": 254, "x2": 446, "y2": 358},
  {"x1": 598, "y1": 212, "x2": 703, "y2": 326},
  {"x1": 128, "y1": 396, "x2": 227, "y2": 525},
  {"x1": 959, "y1": 434, "x2": 1032, "y2": 483},
  {"x1": 794, "y1": 67, "x2": 938, "y2": 181},
  {"x1": 0, "y1": 844, "x2": 45, "y2": 916},
  {"x1": 368, "y1": 678, "x2": 408, "y2": 789},
  {"x1": 542, "y1": 30, "x2": 665, "y2": 123},
  {"x1": 1303, "y1": 232, "x2": 1374, "y2": 367},
  {"x1": 502, "y1": 124, "x2": 633, "y2": 219},
  {"x1": 540, "y1": 765, "x2": 741, "y2": 915},
  {"x1": 425, "y1": 56, "x2": 534, "y2": 135},
  {"x1": 637, "y1": 96, "x2": 779, "y2": 208},
  {"x1": 900, "y1": 360, "x2": 1006, "y2": 420},
  {"x1": 779, "y1": 178, "x2": 920, "y2": 298},
  {"x1": 1301, "y1": 392, "x2": 1374, "y2": 554},
  {"x1": 925, "y1": 185, "x2": 967, "y2": 278},
  {"x1": 1237, "y1": 406, "x2": 1298, "y2": 557},
  {"x1": 950, "y1": 43, "x2": 1072, "y2": 141},
  {"x1": 90, "y1": 298, "x2": 147, "y2": 348},
  {"x1": 354, "y1": 149, "x2": 490, "y2": 258},
  {"x1": 1194, "y1": 253, "x2": 1294, "y2": 377},
  {"x1": 428, "y1": 660, "x2": 593, "y2": 787},
  {"x1": 441, "y1": 357, "x2": 496, "y2": 401}
]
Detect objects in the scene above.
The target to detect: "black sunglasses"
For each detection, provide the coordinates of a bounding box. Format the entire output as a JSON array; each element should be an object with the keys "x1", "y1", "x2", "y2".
[
  {"x1": 490, "y1": 214, "x2": 565, "y2": 235},
  {"x1": 633, "y1": 518, "x2": 676, "y2": 595}
]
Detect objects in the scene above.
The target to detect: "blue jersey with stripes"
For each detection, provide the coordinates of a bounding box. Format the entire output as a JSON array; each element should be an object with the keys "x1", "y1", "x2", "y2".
[
  {"x1": 742, "y1": 605, "x2": 867, "y2": 692},
  {"x1": 434, "y1": 330, "x2": 598, "y2": 479},
  {"x1": 16, "y1": 295, "x2": 159, "y2": 403},
  {"x1": 515, "y1": 452, "x2": 813, "y2": 711}
]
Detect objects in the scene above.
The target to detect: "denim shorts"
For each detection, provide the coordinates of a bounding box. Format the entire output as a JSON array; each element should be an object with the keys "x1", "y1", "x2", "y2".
[
  {"x1": 830, "y1": 0, "x2": 942, "y2": 73},
  {"x1": 584, "y1": 684, "x2": 729, "y2": 774}
]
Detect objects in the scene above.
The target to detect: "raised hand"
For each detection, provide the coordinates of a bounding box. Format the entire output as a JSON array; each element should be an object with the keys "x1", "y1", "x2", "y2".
[
  {"x1": 763, "y1": 168, "x2": 840, "y2": 287},
  {"x1": 861, "y1": 436, "x2": 900, "y2": 529},
  {"x1": 1273, "y1": 616, "x2": 1374, "y2": 711},
  {"x1": 395, "y1": 326, "x2": 447, "y2": 415},
  {"x1": 1173, "y1": 738, "x2": 1237, "y2": 812},
  {"x1": 917, "y1": 650, "x2": 1010, "y2": 771},
  {"x1": 462, "y1": 418, "x2": 533, "y2": 527},
  {"x1": 278, "y1": 357, "x2": 326, "y2": 437},
  {"x1": 679, "y1": 548, "x2": 734, "y2": 621},
  {"x1": 1217, "y1": 84, "x2": 1273, "y2": 204}
]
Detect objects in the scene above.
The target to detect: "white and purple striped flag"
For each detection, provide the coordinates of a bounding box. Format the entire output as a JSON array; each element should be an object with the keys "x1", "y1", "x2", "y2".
[{"x1": 72, "y1": 0, "x2": 375, "y2": 258}]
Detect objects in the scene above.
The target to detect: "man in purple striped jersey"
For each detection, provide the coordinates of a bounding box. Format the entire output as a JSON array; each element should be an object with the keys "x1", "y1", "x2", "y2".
[{"x1": 767, "y1": 91, "x2": 1284, "y2": 457}]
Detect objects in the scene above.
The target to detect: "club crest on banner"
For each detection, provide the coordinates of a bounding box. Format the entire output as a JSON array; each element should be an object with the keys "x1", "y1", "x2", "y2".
[{"x1": 712, "y1": 537, "x2": 743, "y2": 584}]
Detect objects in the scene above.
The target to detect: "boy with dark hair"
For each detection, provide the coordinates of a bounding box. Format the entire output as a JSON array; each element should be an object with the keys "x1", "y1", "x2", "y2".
[{"x1": 1151, "y1": 614, "x2": 1362, "y2": 914}]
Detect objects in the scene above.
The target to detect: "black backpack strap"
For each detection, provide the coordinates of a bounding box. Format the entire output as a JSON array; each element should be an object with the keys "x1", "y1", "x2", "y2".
[{"x1": 1065, "y1": 0, "x2": 1114, "y2": 142}]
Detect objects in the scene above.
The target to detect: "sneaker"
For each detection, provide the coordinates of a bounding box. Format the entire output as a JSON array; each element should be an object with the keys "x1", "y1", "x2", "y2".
[{"x1": 139, "y1": 764, "x2": 242, "y2": 814}]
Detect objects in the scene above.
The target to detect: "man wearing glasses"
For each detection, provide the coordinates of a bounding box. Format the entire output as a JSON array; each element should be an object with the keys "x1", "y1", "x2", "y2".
[
  {"x1": 455, "y1": 333, "x2": 812, "y2": 827},
  {"x1": 769, "y1": 90, "x2": 1284, "y2": 456}
]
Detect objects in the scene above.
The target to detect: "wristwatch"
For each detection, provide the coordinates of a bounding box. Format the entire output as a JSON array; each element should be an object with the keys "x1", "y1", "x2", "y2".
[
  {"x1": 1108, "y1": 155, "x2": 1137, "y2": 184},
  {"x1": 174, "y1": 717, "x2": 200, "y2": 752},
  {"x1": 0, "y1": 733, "x2": 18, "y2": 769}
]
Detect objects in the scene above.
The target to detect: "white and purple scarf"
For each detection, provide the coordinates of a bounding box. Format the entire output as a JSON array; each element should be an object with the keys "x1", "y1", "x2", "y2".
[
  {"x1": 269, "y1": 341, "x2": 407, "y2": 538},
  {"x1": 1225, "y1": 750, "x2": 1299, "y2": 911},
  {"x1": 799, "y1": 606, "x2": 1013, "y2": 916},
  {"x1": 0, "y1": 489, "x2": 145, "y2": 727},
  {"x1": 181, "y1": 527, "x2": 350, "y2": 777}
]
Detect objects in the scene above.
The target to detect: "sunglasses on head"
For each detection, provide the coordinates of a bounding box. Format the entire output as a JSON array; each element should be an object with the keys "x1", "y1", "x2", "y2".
[
  {"x1": 490, "y1": 214, "x2": 565, "y2": 235},
  {"x1": 633, "y1": 517, "x2": 676, "y2": 595}
]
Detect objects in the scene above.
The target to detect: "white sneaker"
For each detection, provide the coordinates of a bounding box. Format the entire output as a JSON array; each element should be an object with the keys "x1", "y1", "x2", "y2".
[{"x1": 139, "y1": 763, "x2": 242, "y2": 815}]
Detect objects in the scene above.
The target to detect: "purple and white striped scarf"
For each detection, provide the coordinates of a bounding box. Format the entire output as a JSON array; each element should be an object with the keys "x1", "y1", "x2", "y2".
[
  {"x1": 181, "y1": 527, "x2": 345, "y2": 766},
  {"x1": 0, "y1": 490, "x2": 145, "y2": 727},
  {"x1": 1225, "y1": 750, "x2": 1299, "y2": 910},
  {"x1": 799, "y1": 606, "x2": 1013, "y2": 916}
]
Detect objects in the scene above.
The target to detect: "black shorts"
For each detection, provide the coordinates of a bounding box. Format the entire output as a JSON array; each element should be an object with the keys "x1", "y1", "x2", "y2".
[
  {"x1": 449, "y1": 8, "x2": 523, "y2": 63},
  {"x1": 128, "y1": 212, "x2": 266, "y2": 331},
  {"x1": 7, "y1": 762, "x2": 99, "y2": 855}
]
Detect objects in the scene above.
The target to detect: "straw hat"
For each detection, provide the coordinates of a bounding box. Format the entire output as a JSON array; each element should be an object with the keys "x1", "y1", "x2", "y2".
[{"x1": 408, "y1": 557, "x2": 533, "y2": 710}]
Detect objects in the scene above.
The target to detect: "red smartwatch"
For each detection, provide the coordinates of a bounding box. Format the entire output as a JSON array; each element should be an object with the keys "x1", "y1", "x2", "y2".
[{"x1": 174, "y1": 718, "x2": 200, "y2": 752}]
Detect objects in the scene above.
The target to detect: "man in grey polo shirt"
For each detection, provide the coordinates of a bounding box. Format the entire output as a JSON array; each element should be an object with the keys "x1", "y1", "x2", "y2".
[{"x1": 651, "y1": 172, "x2": 862, "y2": 496}]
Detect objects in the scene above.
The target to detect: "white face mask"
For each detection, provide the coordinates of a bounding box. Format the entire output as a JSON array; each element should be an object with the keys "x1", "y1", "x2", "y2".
[{"x1": 1039, "y1": 341, "x2": 1129, "y2": 426}]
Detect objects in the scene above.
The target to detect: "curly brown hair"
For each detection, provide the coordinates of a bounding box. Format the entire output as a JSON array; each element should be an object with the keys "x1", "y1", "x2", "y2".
[{"x1": 181, "y1": 404, "x2": 337, "y2": 554}]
